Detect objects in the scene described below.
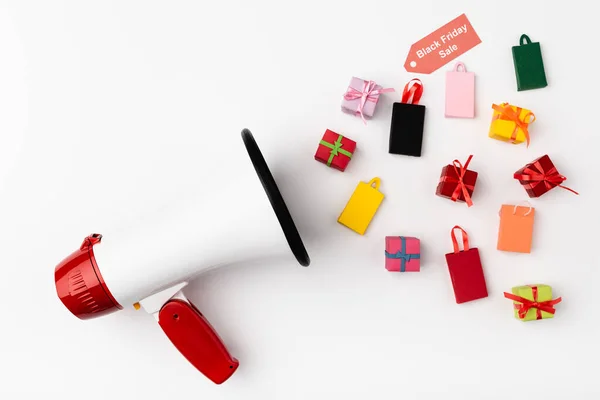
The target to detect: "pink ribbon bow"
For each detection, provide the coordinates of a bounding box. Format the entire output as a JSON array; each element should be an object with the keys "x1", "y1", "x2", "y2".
[{"x1": 344, "y1": 80, "x2": 395, "y2": 124}]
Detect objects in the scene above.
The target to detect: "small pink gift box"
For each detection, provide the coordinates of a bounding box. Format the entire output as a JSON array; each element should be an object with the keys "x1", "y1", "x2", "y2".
[
  {"x1": 342, "y1": 77, "x2": 394, "y2": 122},
  {"x1": 385, "y1": 236, "x2": 421, "y2": 272}
]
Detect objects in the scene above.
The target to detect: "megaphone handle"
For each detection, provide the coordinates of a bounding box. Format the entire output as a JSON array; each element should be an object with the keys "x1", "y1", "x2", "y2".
[{"x1": 158, "y1": 299, "x2": 239, "y2": 384}]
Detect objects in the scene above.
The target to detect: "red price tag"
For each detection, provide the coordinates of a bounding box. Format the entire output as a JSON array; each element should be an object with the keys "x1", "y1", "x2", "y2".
[{"x1": 404, "y1": 14, "x2": 482, "y2": 74}]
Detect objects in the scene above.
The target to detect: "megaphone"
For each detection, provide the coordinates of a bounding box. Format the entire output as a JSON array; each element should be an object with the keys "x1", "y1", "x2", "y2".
[{"x1": 54, "y1": 129, "x2": 310, "y2": 384}]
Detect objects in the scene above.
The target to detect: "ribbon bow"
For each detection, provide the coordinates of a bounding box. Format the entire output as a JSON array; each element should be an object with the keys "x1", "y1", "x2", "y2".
[
  {"x1": 344, "y1": 80, "x2": 395, "y2": 124},
  {"x1": 440, "y1": 155, "x2": 474, "y2": 207},
  {"x1": 504, "y1": 286, "x2": 562, "y2": 320},
  {"x1": 385, "y1": 237, "x2": 420, "y2": 272},
  {"x1": 385, "y1": 251, "x2": 420, "y2": 262},
  {"x1": 492, "y1": 103, "x2": 535, "y2": 147},
  {"x1": 319, "y1": 135, "x2": 353, "y2": 166},
  {"x1": 514, "y1": 160, "x2": 579, "y2": 195}
]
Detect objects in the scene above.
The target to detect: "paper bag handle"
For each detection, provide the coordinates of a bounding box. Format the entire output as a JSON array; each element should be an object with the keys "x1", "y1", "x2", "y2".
[
  {"x1": 451, "y1": 225, "x2": 470, "y2": 254},
  {"x1": 367, "y1": 177, "x2": 381, "y2": 190},
  {"x1": 454, "y1": 62, "x2": 467, "y2": 72},
  {"x1": 513, "y1": 201, "x2": 533, "y2": 216},
  {"x1": 498, "y1": 201, "x2": 534, "y2": 217},
  {"x1": 520, "y1": 34, "x2": 532, "y2": 46},
  {"x1": 401, "y1": 79, "x2": 423, "y2": 105}
]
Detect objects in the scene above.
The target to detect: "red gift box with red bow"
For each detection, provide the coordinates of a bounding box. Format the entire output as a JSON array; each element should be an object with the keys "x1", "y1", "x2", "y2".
[
  {"x1": 513, "y1": 154, "x2": 578, "y2": 198},
  {"x1": 436, "y1": 155, "x2": 478, "y2": 207}
]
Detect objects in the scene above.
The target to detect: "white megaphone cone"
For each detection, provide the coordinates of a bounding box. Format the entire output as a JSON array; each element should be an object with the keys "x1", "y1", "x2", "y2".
[{"x1": 54, "y1": 129, "x2": 310, "y2": 384}]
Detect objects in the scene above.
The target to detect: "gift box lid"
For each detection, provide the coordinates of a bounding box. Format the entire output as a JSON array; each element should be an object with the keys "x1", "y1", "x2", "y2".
[
  {"x1": 515, "y1": 154, "x2": 553, "y2": 176},
  {"x1": 512, "y1": 284, "x2": 552, "y2": 301}
]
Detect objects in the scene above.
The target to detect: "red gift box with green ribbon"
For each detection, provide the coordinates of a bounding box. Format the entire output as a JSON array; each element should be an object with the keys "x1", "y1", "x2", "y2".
[{"x1": 314, "y1": 129, "x2": 356, "y2": 172}]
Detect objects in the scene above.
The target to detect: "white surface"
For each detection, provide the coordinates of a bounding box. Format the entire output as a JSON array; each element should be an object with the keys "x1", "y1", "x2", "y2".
[{"x1": 0, "y1": 1, "x2": 598, "y2": 399}]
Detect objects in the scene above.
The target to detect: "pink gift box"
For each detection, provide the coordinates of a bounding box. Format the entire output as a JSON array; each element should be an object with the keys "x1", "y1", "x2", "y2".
[
  {"x1": 341, "y1": 77, "x2": 383, "y2": 119},
  {"x1": 385, "y1": 236, "x2": 421, "y2": 272}
]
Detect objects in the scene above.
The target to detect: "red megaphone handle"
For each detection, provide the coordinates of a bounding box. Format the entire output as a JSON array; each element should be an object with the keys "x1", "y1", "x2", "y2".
[{"x1": 158, "y1": 299, "x2": 239, "y2": 384}]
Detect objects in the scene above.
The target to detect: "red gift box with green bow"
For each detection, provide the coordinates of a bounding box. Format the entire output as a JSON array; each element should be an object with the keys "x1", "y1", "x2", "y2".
[{"x1": 314, "y1": 129, "x2": 356, "y2": 172}]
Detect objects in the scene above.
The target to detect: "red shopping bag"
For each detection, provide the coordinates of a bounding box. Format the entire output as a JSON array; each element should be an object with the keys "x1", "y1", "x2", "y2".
[{"x1": 445, "y1": 226, "x2": 488, "y2": 304}]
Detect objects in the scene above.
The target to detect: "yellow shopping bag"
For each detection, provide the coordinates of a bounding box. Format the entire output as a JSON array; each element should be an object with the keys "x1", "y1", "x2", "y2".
[{"x1": 338, "y1": 177, "x2": 384, "y2": 235}]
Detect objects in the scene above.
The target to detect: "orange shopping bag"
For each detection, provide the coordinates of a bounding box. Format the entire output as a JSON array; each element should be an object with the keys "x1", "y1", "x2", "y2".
[{"x1": 497, "y1": 203, "x2": 535, "y2": 253}]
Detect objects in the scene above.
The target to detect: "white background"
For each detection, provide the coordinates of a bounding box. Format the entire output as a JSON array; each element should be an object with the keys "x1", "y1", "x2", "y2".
[{"x1": 1, "y1": 1, "x2": 598, "y2": 399}]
